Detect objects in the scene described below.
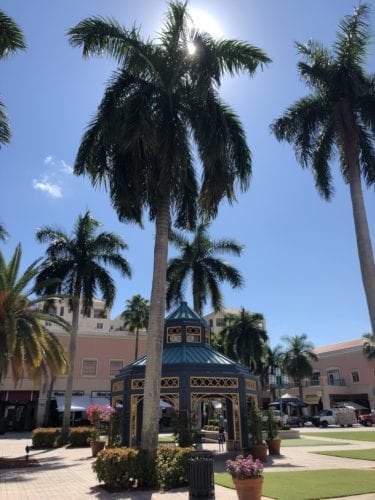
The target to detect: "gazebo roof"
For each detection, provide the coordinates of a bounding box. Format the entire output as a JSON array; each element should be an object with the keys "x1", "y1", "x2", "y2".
[{"x1": 165, "y1": 301, "x2": 205, "y2": 323}]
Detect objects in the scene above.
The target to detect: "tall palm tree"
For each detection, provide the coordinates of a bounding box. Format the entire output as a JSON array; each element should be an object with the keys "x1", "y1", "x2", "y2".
[
  {"x1": 68, "y1": 1, "x2": 270, "y2": 454},
  {"x1": 362, "y1": 332, "x2": 375, "y2": 360},
  {"x1": 220, "y1": 308, "x2": 268, "y2": 371},
  {"x1": 0, "y1": 244, "x2": 69, "y2": 384},
  {"x1": 0, "y1": 10, "x2": 26, "y2": 146},
  {"x1": 166, "y1": 220, "x2": 244, "y2": 315},
  {"x1": 121, "y1": 294, "x2": 149, "y2": 360},
  {"x1": 271, "y1": 4, "x2": 375, "y2": 334},
  {"x1": 35, "y1": 211, "x2": 132, "y2": 443},
  {"x1": 281, "y1": 334, "x2": 318, "y2": 401}
]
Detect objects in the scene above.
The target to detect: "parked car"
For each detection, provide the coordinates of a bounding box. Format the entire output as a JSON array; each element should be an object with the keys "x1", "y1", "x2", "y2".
[
  {"x1": 358, "y1": 410, "x2": 375, "y2": 427},
  {"x1": 263, "y1": 409, "x2": 288, "y2": 426},
  {"x1": 311, "y1": 408, "x2": 357, "y2": 428}
]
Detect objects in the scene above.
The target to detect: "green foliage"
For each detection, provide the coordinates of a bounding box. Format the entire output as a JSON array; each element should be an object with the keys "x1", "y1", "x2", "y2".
[
  {"x1": 93, "y1": 447, "x2": 143, "y2": 489},
  {"x1": 68, "y1": 426, "x2": 92, "y2": 447},
  {"x1": 172, "y1": 411, "x2": 198, "y2": 448},
  {"x1": 265, "y1": 407, "x2": 279, "y2": 440},
  {"x1": 93, "y1": 445, "x2": 191, "y2": 491},
  {"x1": 155, "y1": 446, "x2": 191, "y2": 490},
  {"x1": 31, "y1": 427, "x2": 60, "y2": 448},
  {"x1": 248, "y1": 405, "x2": 264, "y2": 445}
]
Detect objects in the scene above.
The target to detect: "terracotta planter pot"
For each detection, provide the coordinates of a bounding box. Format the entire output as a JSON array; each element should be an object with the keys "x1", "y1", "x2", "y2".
[
  {"x1": 90, "y1": 440, "x2": 105, "y2": 457},
  {"x1": 248, "y1": 443, "x2": 268, "y2": 463},
  {"x1": 232, "y1": 476, "x2": 264, "y2": 500},
  {"x1": 267, "y1": 438, "x2": 281, "y2": 455}
]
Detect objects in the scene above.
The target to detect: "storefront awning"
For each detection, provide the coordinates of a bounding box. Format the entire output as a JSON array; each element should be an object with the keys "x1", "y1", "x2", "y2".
[{"x1": 54, "y1": 396, "x2": 110, "y2": 412}]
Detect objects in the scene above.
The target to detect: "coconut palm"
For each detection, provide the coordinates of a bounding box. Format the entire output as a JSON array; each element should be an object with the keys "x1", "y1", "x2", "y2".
[
  {"x1": 35, "y1": 211, "x2": 132, "y2": 443},
  {"x1": 68, "y1": 1, "x2": 270, "y2": 454},
  {"x1": 0, "y1": 244, "x2": 69, "y2": 384},
  {"x1": 121, "y1": 294, "x2": 149, "y2": 360},
  {"x1": 220, "y1": 308, "x2": 268, "y2": 371},
  {"x1": 0, "y1": 10, "x2": 26, "y2": 146},
  {"x1": 271, "y1": 4, "x2": 375, "y2": 334},
  {"x1": 362, "y1": 332, "x2": 375, "y2": 360},
  {"x1": 166, "y1": 221, "x2": 244, "y2": 315},
  {"x1": 281, "y1": 334, "x2": 318, "y2": 401},
  {"x1": 260, "y1": 343, "x2": 284, "y2": 400}
]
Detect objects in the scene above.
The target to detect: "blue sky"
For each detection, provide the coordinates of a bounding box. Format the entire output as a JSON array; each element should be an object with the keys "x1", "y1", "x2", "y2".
[{"x1": 1, "y1": 0, "x2": 374, "y2": 348}]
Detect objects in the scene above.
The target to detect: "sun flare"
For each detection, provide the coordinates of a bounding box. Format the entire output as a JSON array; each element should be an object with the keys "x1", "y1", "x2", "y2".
[{"x1": 188, "y1": 8, "x2": 224, "y2": 38}]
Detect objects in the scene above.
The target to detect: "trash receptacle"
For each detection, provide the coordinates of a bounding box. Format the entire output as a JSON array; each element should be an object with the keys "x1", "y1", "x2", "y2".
[{"x1": 187, "y1": 451, "x2": 214, "y2": 498}]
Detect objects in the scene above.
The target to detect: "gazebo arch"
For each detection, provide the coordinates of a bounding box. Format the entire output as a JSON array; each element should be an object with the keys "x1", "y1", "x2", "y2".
[{"x1": 111, "y1": 302, "x2": 258, "y2": 449}]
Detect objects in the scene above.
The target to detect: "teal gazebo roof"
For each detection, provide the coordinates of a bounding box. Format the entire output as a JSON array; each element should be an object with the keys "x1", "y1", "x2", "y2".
[{"x1": 165, "y1": 301, "x2": 205, "y2": 322}]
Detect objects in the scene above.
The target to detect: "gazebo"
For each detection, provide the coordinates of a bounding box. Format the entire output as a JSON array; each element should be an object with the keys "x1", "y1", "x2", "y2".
[{"x1": 111, "y1": 302, "x2": 258, "y2": 449}]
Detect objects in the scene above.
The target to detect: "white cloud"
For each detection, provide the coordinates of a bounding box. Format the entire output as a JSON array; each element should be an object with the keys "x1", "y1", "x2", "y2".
[
  {"x1": 33, "y1": 154, "x2": 73, "y2": 198},
  {"x1": 32, "y1": 179, "x2": 62, "y2": 198}
]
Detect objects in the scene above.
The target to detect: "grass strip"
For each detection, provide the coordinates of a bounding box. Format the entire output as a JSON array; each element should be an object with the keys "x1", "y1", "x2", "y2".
[
  {"x1": 314, "y1": 448, "x2": 375, "y2": 461},
  {"x1": 215, "y1": 469, "x2": 375, "y2": 500},
  {"x1": 302, "y1": 431, "x2": 375, "y2": 442},
  {"x1": 281, "y1": 438, "x2": 348, "y2": 447}
]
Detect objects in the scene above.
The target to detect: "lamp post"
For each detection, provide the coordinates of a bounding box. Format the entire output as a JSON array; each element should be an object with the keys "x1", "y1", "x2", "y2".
[{"x1": 268, "y1": 367, "x2": 289, "y2": 418}]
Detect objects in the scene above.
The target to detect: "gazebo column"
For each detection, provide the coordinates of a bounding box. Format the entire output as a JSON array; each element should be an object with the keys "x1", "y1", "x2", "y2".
[{"x1": 239, "y1": 395, "x2": 250, "y2": 449}]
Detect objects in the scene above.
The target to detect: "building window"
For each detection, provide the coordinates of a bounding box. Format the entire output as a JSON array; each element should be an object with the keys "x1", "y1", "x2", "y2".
[
  {"x1": 327, "y1": 369, "x2": 343, "y2": 386},
  {"x1": 94, "y1": 309, "x2": 107, "y2": 319},
  {"x1": 216, "y1": 318, "x2": 225, "y2": 327},
  {"x1": 310, "y1": 371, "x2": 320, "y2": 385},
  {"x1": 351, "y1": 371, "x2": 360, "y2": 383},
  {"x1": 82, "y1": 359, "x2": 97, "y2": 376},
  {"x1": 109, "y1": 360, "x2": 123, "y2": 376},
  {"x1": 60, "y1": 306, "x2": 64, "y2": 316},
  {"x1": 209, "y1": 319, "x2": 213, "y2": 327},
  {"x1": 96, "y1": 323, "x2": 103, "y2": 330}
]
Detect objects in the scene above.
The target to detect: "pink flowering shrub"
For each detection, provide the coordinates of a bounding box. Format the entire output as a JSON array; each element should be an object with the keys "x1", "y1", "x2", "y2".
[
  {"x1": 226, "y1": 454, "x2": 264, "y2": 479},
  {"x1": 86, "y1": 404, "x2": 115, "y2": 440}
]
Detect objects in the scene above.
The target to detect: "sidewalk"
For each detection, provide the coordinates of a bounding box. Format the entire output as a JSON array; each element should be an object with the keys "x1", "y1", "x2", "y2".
[{"x1": 0, "y1": 431, "x2": 374, "y2": 499}]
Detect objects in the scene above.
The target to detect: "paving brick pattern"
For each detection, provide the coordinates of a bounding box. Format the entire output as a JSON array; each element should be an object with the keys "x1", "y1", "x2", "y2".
[{"x1": 1, "y1": 427, "x2": 374, "y2": 499}]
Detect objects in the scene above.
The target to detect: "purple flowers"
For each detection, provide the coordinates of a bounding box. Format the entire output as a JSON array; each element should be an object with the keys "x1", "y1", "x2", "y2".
[{"x1": 226, "y1": 454, "x2": 264, "y2": 479}]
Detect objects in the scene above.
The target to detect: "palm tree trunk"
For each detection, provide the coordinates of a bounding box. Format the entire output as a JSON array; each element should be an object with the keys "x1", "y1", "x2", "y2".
[
  {"x1": 141, "y1": 196, "x2": 170, "y2": 456},
  {"x1": 61, "y1": 297, "x2": 80, "y2": 443},
  {"x1": 43, "y1": 375, "x2": 55, "y2": 426},
  {"x1": 135, "y1": 328, "x2": 139, "y2": 361},
  {"x1": 348, "y1": 159, "x2": 375, "y2": 334}
]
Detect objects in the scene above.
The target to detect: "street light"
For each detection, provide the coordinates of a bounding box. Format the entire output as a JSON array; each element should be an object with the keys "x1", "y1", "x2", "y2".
[{"x1": 268, "y1": 367, "x2": 289, "y2": 417}]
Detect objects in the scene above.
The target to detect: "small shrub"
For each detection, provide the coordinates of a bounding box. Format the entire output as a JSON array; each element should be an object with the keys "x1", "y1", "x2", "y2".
[
  {"x1": 93, "y1": 447, "x2": 143, "y2": 489},
  {"x1": 156, "y1": 445, "x2": 191, "y2": 490},
  {"x1": 69, "y1": 426, "x2": 93, "y2": 447},
  {"x1": 32, "y1": 427, "x2": 61, "y2": 448}
]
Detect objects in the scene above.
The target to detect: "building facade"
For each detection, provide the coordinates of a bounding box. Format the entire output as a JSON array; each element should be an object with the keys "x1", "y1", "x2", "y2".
[{"x1": 0, "y1": 299, "x2": 147, "y2": 430}]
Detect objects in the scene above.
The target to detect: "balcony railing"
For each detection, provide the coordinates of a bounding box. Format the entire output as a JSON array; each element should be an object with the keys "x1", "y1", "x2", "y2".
[{"x1": 327, "y1": 378, "x2": 346, "y2": 386}]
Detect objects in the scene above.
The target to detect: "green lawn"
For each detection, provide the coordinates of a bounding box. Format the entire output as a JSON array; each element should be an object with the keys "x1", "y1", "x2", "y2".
[
  {"x1": 158, "y1": 434, "x2": 174, "y2": 443},
  {"x1": 215, "y1": 469, "x2": 375, "y2": 500},
  {"x1": 302, "y1": 431, "x2": 375, "y2": 442},
  {"x1": 281, "y1": 437, "x2": 348, "y2": 447},
  {"x1": 314, "y1": 448, "x2": 375, "y2": 461}
]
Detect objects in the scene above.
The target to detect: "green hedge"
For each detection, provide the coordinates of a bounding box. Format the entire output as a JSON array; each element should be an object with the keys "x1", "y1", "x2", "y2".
[
  {"x1": 32, "y1": 427, "x2": 61, "y2": 448},
  {"x1": 68, "y1": 426, "x2": 93, "y2": 447},
  {"x1": 93, "y1": 446, "x2": 192, "y2": 491}
]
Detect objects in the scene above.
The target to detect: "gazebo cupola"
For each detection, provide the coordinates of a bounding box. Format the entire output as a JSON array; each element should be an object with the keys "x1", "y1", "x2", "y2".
[{"x1": 164, "y1": 301, "x2": 210, "y2": 346}]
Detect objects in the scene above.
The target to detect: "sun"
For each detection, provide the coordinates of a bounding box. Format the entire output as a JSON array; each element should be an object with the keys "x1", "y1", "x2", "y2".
[{"x1": 188, "y1": 8, "x2": 224, "y2": 38}]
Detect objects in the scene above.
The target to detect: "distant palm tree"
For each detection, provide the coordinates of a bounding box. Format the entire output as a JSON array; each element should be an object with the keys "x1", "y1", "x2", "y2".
[
  {"x1": 0, "y1": 10, "x2": 26, "y2": 146},
  {"x1": 281, "y1": 334, "x2": 318, "y2": 401},
  {"x1": 362, "y1": 332, "x2": 375, "y2": 360},
  {"x1": 167, "y1": 221, "x2": 244, "y2": 315},
  {"x1": 262, "y1": 343, "x2": 284, "y2": 401},
  {"x1": 271, "y1": 4, "x2": 375, "y2": 334},
  {"x1": 121, "y1": 294, "x2": 149, "y2": 360},
  {"x1": 68, "y1": 1, "x2": 270, "y2": 454},
  {"x1": 0, "y1": 223, "x2": 9, "y2": 242},
  {"x1": 36, "y1": 211, "x2": 132, "y2": 443},
  {"x1": 220, "y1": 308, "x2": 268, "y2": 371},
  {"x1": 0, "y1": 244, "x2": 68, "y2": 384}
]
